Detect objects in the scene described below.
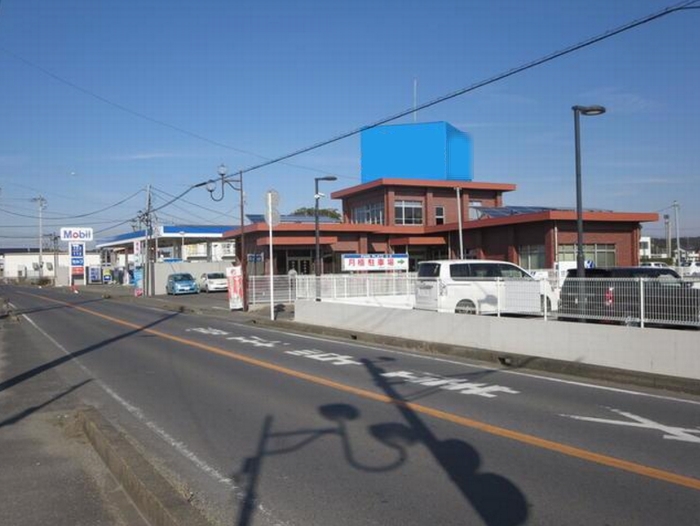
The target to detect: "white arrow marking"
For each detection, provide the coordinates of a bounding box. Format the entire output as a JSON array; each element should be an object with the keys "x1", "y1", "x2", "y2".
[{"x1": 562, "y1": 408, "x2": 700, "y2": 444}]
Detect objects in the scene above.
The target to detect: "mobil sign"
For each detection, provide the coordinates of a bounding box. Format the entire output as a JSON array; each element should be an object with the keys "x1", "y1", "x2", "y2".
[{"x1": 60, "y1": 227, "x2": 93, "y2": 242}]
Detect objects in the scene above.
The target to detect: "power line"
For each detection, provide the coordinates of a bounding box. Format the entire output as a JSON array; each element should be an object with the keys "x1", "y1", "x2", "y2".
[
  {"x1": 207, "y1": 0, "x2": 699, "y2": 185},
  {"x1": 0, "y1": 188, "x2": 144, "y2": 220},
  {"x1": 0, "y1": 52, "x2": 354, "y2": 180}
]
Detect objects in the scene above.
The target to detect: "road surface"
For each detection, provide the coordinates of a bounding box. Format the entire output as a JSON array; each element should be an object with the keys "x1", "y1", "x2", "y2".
[{"x1": 2, "y1": 284, "x2": 699, "y2": 526}]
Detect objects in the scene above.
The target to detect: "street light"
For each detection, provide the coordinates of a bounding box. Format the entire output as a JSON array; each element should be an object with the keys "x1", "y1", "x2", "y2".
[
  {"x1": 205, "y1": 164, "x2": 247, "y2": 310},
  {"x1": 572, "y1": 105, "x2": 606, "y2": 278},
  {"x1": 314, "y1": 176, "x2": 337, "y2": 299}
]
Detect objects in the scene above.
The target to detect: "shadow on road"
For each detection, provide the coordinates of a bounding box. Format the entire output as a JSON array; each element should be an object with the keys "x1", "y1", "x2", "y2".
[
  {"x1": 0, "y1": 379, "x2": 92, "y2": 429},
  {"x1": 230, "y1": 358, "x2": 528, "y2": 526},
  {"x1": 0, "y1": 311, "x2": 180, "y2": 394}
]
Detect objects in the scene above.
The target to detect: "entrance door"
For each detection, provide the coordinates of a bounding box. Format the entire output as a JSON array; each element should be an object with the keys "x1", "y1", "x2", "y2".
[{"x1": 288, "y1": 257, "x2": 312, "y2": 275}]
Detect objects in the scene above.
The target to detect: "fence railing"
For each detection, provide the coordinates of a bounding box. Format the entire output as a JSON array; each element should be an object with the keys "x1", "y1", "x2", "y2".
[
  {"x1": 294, "y1": 273, "x2": 417, "y2": 301},
  {"x1": 558, "y1": 277, "x2": 700, "y2": 328},
  {"x1": 250, "y1": 273, "x2": 700, "y2": 329}
]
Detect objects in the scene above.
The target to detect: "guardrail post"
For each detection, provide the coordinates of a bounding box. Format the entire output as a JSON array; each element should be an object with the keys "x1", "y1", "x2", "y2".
[
  {"x1": 639, "y1": 278, "x2": 645, "y2": 328},
  {"x1": 543, "y1": 283, "x2": 548, "y2": 322},
  {"x1": 497, "y1": 278, "x2": 502, "y2": 317}
]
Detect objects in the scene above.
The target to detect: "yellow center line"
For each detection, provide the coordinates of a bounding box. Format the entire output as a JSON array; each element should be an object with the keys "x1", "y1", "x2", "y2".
[{"x1": 22, "y1": 291, "x2": 700, "y2": 492}]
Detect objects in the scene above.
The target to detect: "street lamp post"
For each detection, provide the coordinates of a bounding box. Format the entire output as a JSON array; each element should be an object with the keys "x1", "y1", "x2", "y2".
[
  {"x1": 572, "y1": 105, "x2": 606, "y2": 278},
  {"x1": 205, "y1": 164, "x2": 248, "y2": 310},
  {"x1": 314, "y1": 176, "x2": 337, "y2": 299}
]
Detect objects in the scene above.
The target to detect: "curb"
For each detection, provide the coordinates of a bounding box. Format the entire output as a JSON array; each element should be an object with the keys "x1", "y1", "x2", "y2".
[
  {"x1": 246, "y1": 317, "x2": 700, "y2": 396},
  {"x1": 78, "y1": 407, "x2": 213, "y2": 526}
]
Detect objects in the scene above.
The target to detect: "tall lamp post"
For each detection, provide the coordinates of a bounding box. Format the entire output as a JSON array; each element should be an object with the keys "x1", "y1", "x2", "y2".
[
  {"x1": 572, "y1": 105, "x2": 606, "y2": 278},
  {"x1": 314, "y1": 176, "x2": 337, "y2": 299},
  {"x1": 204, "y1": 164, "x2": 247, "y2": 310}
]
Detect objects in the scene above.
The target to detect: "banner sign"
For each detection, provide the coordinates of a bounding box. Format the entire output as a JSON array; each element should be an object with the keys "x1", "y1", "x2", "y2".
[
  {"x1": 342, "y1": 254, "x2": 409, "y2": 272},
  {"x1": 61, "y1": 227, "x2": 93, "y2": 242},
  {"x1": 227, "y1": 264, "x2": 244, "y2": 310}
]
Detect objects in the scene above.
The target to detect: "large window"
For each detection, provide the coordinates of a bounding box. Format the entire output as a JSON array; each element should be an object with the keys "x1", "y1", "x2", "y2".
[
  {"x1": 395, "y1": 200, "x2": 423, "y2": 225},
  {"x1": 519, "y1": 245, "x2": 545, "y2": 270},
  {"x1": 352, "y1": 203, "x2": 384, "y2": 224},
  {"x1": 558, "y1": 243, "x2": 616, "y2": 267}
]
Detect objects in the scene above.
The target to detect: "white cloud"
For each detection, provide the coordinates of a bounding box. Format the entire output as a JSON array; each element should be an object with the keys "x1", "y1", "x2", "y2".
[{"x1": 579, "y1": 87, "x2": 660, "y2": 115}]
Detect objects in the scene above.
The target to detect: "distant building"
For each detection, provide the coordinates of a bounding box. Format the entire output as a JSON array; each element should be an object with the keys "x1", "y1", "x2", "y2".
[{"x1": 93, "y1": 122, "x2": 659, "y2": 275}]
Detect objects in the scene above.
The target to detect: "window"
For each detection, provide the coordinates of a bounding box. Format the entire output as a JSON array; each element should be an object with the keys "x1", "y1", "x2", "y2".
[
  {"x1": 395, "y1": 200, "x2": 423, "y2": 225},
  {"x1": 352, "y1": 203, "x2": 384, "y2": 224},
  {"x1": 468, "y1": 200, "x2": 483, "y2": 220},
  {"x1": 418, "y1": 262, "x2": 441, "y2": 278},
  {"x1": 449, "y1": 263, "x2": 471, "y2": 279},
  {"x1": 558, "y1": 244, "x2": 616, "y2": 267},
  {"x1": 498, "y1": 263, "x2": 530, "y2": 278},
  {"x1": 435, "y1": 206, "x2": 445, "y2": 225},
  {"x1": 519, "y1": 245, "x2": 545, "y2": 270}
]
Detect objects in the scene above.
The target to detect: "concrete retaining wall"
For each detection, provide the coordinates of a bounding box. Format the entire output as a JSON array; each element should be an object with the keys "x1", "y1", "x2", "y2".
[{"x1": 295, "y1": 300, "x2": 700, "y2": 381}]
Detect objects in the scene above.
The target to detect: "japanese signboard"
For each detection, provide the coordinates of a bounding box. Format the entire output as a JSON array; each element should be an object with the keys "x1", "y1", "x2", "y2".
[{"x1": 341, "y1": 254, "x2": 409, "y2": 272}]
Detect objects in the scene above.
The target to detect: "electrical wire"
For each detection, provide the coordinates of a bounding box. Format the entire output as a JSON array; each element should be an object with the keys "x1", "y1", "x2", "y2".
[
  {"x1": 209, "y1": 0, "x2": 699, "y2": 185},
  {"x1": 0, "y1": 53, "x2": 354, "y2": 180}
]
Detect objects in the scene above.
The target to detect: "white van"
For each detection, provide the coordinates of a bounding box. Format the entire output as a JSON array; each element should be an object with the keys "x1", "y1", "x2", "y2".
[{"x1": 414, "y1": 260, "x2": 557, "y2": 315}]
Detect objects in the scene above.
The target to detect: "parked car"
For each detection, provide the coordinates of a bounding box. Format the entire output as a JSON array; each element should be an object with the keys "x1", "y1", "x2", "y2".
[
  {"x1": 682, "y1": 261, "x2": 700, "y2": 276},
  {"x1": 640, "y1": 262, "x2": 669, "y2": 268},
  {"x1": 166, "y1": 273, "x2": 199, "y2": 295},
  {"x1": 558, "y1": 267, "x2": 700, "y2": 327},
  {"x1": 414, "y1": 259, "x2": 557, "y2": 315},
  {"x1": 199, "y1": 272, "x2": 228, "y2": 292}
]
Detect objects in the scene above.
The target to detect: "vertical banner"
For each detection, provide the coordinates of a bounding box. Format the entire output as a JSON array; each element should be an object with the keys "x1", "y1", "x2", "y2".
[
  {"x1": 133, "y1": 267, "x2": 144, "y2": 297},
  {"x1": 227, "y1": 263, "x2": 243, "y2": 310}
]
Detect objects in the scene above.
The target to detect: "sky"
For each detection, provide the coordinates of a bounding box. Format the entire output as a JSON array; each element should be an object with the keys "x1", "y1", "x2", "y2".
[{"x1": 0, "y1": 0, "x2": 699, "y2": 249}]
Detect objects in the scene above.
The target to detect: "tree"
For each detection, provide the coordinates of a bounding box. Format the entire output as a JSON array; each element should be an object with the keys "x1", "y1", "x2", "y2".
[{"x1": 291, "y1": 207, "x2": 341, "y2": 220}]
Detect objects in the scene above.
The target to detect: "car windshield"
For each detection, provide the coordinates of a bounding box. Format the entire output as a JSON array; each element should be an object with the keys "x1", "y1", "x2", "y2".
[
  {"x1": 173, "y1": 274, "x2": 194, "y2": 282},
  {"x1": 207, "y1": 273, "x2": 225, "y2": 279}
]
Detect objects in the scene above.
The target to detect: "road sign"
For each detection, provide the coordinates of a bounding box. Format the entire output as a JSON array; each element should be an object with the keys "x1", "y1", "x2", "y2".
[
  {"x1": 342, "y1": 254, "x2": 409, "y2": 272},
  {"x1": 264, "y1": 189, "x2": 281, "y2": 227}
]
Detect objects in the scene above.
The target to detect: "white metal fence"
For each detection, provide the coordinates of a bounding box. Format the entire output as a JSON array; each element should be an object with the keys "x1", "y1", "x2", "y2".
[
  {"x1": 247, "y1": 273, "x2": 700, "y2": 329},
  {"x1": 558, "y1": 277, "x2": 700, "y2": 328}
]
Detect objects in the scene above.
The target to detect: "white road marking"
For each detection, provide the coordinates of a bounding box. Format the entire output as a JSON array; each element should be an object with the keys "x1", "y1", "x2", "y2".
[
  {"x1": 382, "y1": 371, "x2": 519, "y2": 398},
  {"x1": 562, "y1": 408, "x2": 700, "y2": 443},
  {"x1": 285, "y1": 349, "x2": 362, "y2": 366},
  {"x1": 19, "y1": 313, "x2": 292, "y2": 525},
  {"x1": 237, "y1": 322, "x2": 700, "y2": 407}
]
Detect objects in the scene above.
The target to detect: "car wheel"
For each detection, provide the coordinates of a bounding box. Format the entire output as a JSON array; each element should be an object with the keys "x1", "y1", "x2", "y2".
[{"x1": 455, "y1": 300, "x2": 477, "y2": 315}]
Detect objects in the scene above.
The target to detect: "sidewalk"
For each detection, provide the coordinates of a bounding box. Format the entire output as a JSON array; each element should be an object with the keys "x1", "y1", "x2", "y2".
[
  {"x1": 0, "y1": 285, "x2": 216, "y2": 526},
  {"x1": 0, "y1": 314, "x2": 149, "y2": 526}
]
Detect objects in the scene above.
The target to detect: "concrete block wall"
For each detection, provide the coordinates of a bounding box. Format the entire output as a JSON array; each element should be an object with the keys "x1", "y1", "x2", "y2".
[{"x1": 295, "y1": 300, "x2": 700, "y2": 381}]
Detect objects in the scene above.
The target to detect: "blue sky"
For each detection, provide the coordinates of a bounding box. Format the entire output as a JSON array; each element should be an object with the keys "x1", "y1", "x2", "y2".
[{"x1": 1, "y1": 0, "x2": 699, "y2": 247}]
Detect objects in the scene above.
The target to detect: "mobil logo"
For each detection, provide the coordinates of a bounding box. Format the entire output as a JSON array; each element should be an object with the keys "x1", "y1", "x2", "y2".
[{"x1": 60, "y1": 227, "x2": 94, "y2": 241}]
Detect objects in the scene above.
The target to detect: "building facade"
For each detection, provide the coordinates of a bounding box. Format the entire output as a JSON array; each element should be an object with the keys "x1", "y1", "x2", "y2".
[{"x1": 224, "y1": 177, "x2": 656, "y2": 275}]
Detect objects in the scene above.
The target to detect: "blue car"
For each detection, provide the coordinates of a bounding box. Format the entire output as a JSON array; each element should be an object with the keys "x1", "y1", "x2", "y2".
[{"x1": 166, "y1": 273, "x2": 199, "y2": 295}]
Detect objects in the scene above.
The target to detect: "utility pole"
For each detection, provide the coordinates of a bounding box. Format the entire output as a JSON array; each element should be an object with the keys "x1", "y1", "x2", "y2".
[
  {"x1": 673, "y1": 200, "x2": 681, "y2": 265},
  {"x1": 144, "y1": 185, "x2": 153, "y2": 296},
  {"x1": 664, "y1": 214, "x2": 671, "y2": 260},
  {"x1": 31, "y1": 196, "x2": 47, "y2": 281}
]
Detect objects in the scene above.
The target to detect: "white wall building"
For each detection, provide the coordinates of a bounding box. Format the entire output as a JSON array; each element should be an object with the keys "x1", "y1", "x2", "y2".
[{"x1": 1, "y1": 251, "x2": 100, "y2": 282}]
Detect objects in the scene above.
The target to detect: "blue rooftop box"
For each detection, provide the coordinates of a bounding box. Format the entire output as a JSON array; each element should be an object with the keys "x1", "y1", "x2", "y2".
[{"x1": 361, "y1": 122, "x2": 473, "y2": 183}]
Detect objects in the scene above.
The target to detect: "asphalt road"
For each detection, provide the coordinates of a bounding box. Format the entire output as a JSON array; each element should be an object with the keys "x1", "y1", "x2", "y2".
[{"x1": 3, "y1": 284, "x2": 700, "y2": 526}]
